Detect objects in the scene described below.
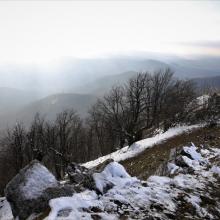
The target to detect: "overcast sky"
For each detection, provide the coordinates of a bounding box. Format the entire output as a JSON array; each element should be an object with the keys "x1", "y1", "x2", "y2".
[{"x1": 0, "y1": 1, "x2": 220, "y2": 65}]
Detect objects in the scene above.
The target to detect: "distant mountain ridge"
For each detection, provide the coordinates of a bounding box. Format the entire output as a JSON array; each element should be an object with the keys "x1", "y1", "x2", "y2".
[
  {"x1": 0, "y1": 87, "x2": 40, "y2": 115},
  {"x1": 76, "y1": 72, "x2": 220, "y2": 96},
  {"x1": 75, "y1": 71, "x2": 137, "y2": 95},
  {"x1": 0, "y1": 58, "x2": 170, "y2": 95},
  {"x1": 192, "y1": 75, "x2": 220, "y2": 90},
  {"x1": 0, "y1": 55, "x2": 220, "y2": 130},
  {"x1": 1, "y1": 56, "x2": 219, "y2": 96},
  {"x1": 0, "y1": 93, "x2": 97, "y2": 130}
]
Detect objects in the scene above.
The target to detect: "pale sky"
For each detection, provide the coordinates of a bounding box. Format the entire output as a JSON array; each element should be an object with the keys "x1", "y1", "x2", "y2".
[{"x1": 0, "y1": 0, "x2": 220, "y2": 65}]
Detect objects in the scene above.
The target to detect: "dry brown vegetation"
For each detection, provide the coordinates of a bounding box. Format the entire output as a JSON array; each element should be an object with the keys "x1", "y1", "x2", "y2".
[{"x1": 121, "y1": 126, "x2": 220, "y2": 180}]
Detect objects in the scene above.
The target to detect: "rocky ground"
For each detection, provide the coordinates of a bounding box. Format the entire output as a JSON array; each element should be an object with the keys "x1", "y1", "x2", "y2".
[
  {"x1": 0, "y1": 125, "x2": 220, "y2": 220},
  {"x1": 45, "y1": 143, "x2": 220, "y2": 220}
]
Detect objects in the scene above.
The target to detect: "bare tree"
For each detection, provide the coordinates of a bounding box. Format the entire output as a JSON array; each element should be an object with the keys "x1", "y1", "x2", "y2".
[
  {"x1": 3, "y1": 122, "x2": 27, "y2": 172},
  {"x1": 88, "y1": 69, "x2": 195, "y2": 148},
  {"x1": 54, "y1": 109, "x2": 83, "y2": 178},
  {"x1": 26, "y1": 113, "x2": 46, "y2": 162}
]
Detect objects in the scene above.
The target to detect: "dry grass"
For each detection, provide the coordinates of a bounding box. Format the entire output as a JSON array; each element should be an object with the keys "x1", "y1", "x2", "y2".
[{"x1": 121, "y1": 126, "x2": 220, "y2": 180}]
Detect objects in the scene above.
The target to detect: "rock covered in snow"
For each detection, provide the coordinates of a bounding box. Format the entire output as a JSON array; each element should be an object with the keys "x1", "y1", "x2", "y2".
[
  {"x1": 4, "y1": 160, "x2": 75, "y2": 220},
  {"x1": 167, "y1": 162, "x2": 181, "y2": 175},
  {"x1": 172, "y1": 143, "x2": 204, "y2": 173},
  {"x1": 93, "y1": 161, "x2": 131, "y2": 194},
  {"x1": 67, "y1": 159, "x2": 116, "y2": 194},
  {"x1": 181, "y1": 143, "x2": 202, "y2": 160}
]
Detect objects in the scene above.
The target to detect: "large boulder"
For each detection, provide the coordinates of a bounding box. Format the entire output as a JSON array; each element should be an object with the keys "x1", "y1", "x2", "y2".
[{"x1": 5, "y1": 160, "x2": 75, "y2": 220}]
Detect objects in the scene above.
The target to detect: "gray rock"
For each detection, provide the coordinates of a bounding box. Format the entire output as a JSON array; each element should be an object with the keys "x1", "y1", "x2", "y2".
[
  {"x1": 5, "y1": 160, "x2": 74, "y2": 220},
  {"x1": 180, "y1": 149, "x2": 194, "y2": 160},
  {"x1": 67, "y1": 162, "x2": 97, "y2": 192},
  {"x1": 43, "y1": 185, "x2": 75, "y2": 200},
  {"x1": 94, "y1": 159, "x2": 114, "y2": 173},
  {"x1": 67, "y1": 159, "x2": 115, "y2": 194},
  {"x1": 175, "y1": 156, "x2": 190, "y2": 168},
  {"x1": 67, "y1": 162, "x2": 91, "y2": 184}
]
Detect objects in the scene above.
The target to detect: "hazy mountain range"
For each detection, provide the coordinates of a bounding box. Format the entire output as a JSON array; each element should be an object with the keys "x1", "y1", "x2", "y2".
[
  {"x1": 0, "y1": 93, "x2": 97, "y2": 130},
  {"x1": 1, "y1": 55, "x2": 220, "y2": 95},
  {"x1": 0, "y1": 54, "x2": 219, "y2": 130}
]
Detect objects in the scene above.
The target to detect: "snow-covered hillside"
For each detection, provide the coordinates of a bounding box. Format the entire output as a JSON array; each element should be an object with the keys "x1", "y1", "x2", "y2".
[
  {"x1": 83, "y1": 124, "x2": 202, "y2": 168},
  {"x1": 1, "y1": 124, "x2": 220, "y2": 220},
  {"x1": 46, "y1": 144, "x2": 220, "y2": 219}
]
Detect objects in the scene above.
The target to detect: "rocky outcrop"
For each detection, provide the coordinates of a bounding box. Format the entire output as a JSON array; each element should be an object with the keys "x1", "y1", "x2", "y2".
[
  {"x1": 2, "y1": 143, "x2": 220, "y2": 220},
  {"x1": 67, "y1": 159, "x2": 115, "y2": 194},
  {"x1": 4, "y1": 160, "x2": 75, "y2": 220},
  {"x1": 67, "y1": 162, "x2": 94, "y2": 188},
  {"x1": 4, "y1": 159, "x2": 116, "y2": 219}
]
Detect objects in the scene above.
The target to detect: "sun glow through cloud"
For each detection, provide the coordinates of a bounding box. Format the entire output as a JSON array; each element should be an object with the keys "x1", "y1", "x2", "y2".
[{"x1": 0, "y1": 1, "x2": 220, "y2": 65}]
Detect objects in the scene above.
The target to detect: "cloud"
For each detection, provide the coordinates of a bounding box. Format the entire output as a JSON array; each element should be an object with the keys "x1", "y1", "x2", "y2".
[{"x1": 179, "y1": 41, "x2": 220, "y2": 48}]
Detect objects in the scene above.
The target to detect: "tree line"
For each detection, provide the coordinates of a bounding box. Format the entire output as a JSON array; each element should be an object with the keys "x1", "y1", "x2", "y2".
[{"x1": 0, "y1": 69, "x2": 197, "y2": 182}]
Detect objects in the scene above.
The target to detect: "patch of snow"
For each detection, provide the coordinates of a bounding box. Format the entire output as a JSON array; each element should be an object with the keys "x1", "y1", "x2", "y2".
[
  {"x1": 46, "y1": 191, "x2": 103, "y2": 220},
  {"x1": 186, "y1": 195, "x2": 202, "y2": 216},
  {"x1": 183, "y1": 143, "x2": 202, "y2": 161},
  {"x1": 83, "y1": 124, "x2": 202, "y2": 168},
  {"x1": 167, "y1": 162, "x2": 181, "y2": 175},
  {"x1": 196, "y1": 95, "x2": 210, "y2": 106},
  {"x1": 21, "y1": 163, "x2": 58, "y2": 200},
  {"x1": 186, "y1": 194, "x2": 212, "y2": 218},
  {"x1": 210, "y1": 166, "x2": 220, "y2": 176},
  {"x1": 0, "y1": 198, "x2": 13, "y2": 220},
  {"x1": 147, "y1": 176, "x2": 171, "y2": 186},
  {"x1": 93, "y1": 162, "x2": 138, "y2": 194},
  {"x1": 182, "y1": 156, "x2": 200, "y2": 169},
  {"x1": 200, "y1": 148, "x2": 210, "y2": 156},
  {"x1": 103, "y1": 162, "x2": 130, "y2": 179}
]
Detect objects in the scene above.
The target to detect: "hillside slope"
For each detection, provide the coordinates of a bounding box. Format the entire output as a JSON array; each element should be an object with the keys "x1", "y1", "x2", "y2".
[
  {"x1": 122, "y1": 125, "x2": 220, "y2": 180},
  {"x1": 0, "y1": 87, "x2": 40, "y2": 116},
  {"x1": 75, "y1": 71, "x2": 137, "y2": 95},
  {"x1": 0, "y1": 93, "x2": 97, "y2": 129},
  {"x1": 1, "y1": 125, "x2": 220, "y2": 220},
  {"x1": 47, "y1": 125, "x2": 220, "y2": 219}
]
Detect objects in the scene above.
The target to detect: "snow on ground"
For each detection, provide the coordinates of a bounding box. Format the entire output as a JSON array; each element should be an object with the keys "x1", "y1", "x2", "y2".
[
  {"x1": 167, "y1": 162, "x2": 181, "y2": 174},
  {"x1": 93, "y1": 161, "x2": 134, "y2": 194},
  {"x1": 196, "y1": 94, "x2": 210, "y2": 106},
  {"x1": 83, "y1": 124, "x2": 202, "y2": 168},
  {"x1": 183, "y1": 143, "x2": 202, "y2": 160},
  {"x1": 0, "y1": 198, "x2": 13, "y2": 220},
  {"x1": 45, "y1": 143, "x2": 220, "y2": 220},
  {"x1": 1, "y1": 141, "x2": 220, "y2": 219},
  {"x1": 211, "y1": 165, "x2": 220, "y2": 176}
]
